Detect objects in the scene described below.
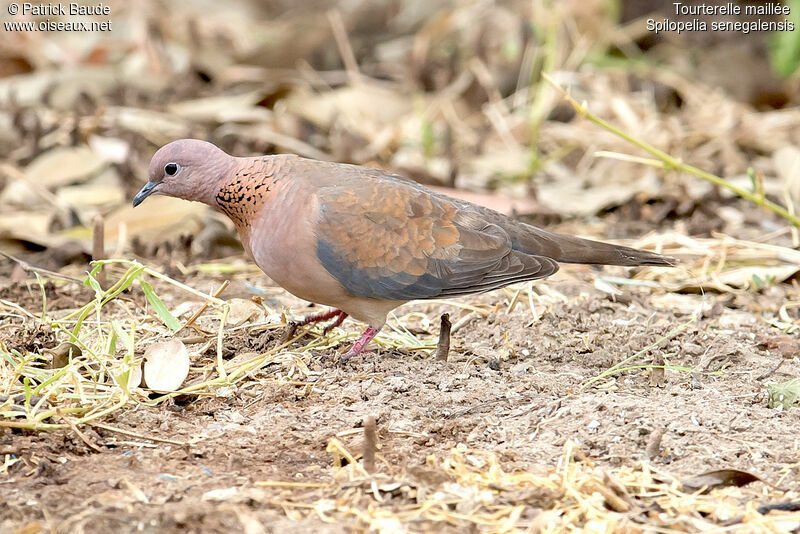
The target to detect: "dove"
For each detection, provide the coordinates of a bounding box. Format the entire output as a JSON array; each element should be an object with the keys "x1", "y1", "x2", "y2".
[{"x1": 133, "y1": 139, "x2": 675, "y2": 361}]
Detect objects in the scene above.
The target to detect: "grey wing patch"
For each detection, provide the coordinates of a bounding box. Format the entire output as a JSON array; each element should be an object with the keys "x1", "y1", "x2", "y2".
[
  {"x1": 316, "y1": 221, "x2": 560, "y2": 301},
  {"x1": 317, "y1": 238, "x2": 447, "y2": 300},
  {"x1": 435, "y1": 251, "x2": 559, "y2": 297}
]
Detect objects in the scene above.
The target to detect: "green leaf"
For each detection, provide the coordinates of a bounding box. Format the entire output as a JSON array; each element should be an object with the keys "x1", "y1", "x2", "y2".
[
  {"x1": 751, "y1": 273, "x2": 765, "y2": 290},
  {"x1": 23, "y1": 377, "x2": 32, "y2": 409},
  {"x1": 768, "y1": 0, "x2": 800, "y2": 78},
  {"x1": 767, "y1": 378, "x2": 800, "y2": 410},
  {"x1": 89, "y1": 261, "x2": 103, "y2": 278},
  {"x1": 140, "y1": 280, "x2": 181, "y2": 331},
  {"x1": 111, "y1": 320, "x2": 133, "y2": 357},
  {"x1": 85, "y1": 272, "x2": 103, "y2": 298}
]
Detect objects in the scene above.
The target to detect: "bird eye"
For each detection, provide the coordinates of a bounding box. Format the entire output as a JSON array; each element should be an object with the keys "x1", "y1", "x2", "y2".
[{"x1": 164, "y1": 162, "x2": 180, "y2": 176}]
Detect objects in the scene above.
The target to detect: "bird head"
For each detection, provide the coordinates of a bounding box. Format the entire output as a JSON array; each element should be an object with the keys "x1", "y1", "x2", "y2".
[{"x1": 133, "y1": 139, "x2": 235, "y2": 207}]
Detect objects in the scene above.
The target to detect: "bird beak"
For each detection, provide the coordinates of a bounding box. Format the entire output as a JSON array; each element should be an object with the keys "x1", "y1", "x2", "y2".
[{"x1": 132, "y1": 181, "x2": 159, "y2": 207}]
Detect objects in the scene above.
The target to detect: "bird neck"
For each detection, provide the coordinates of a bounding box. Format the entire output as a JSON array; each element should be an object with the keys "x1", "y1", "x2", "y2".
[
  {"x1": 214, "y1": 156, "x2": 279, "y2": 233},
  {"x1": 178, "y1": 155, "x2": 238, "y2": 207}
]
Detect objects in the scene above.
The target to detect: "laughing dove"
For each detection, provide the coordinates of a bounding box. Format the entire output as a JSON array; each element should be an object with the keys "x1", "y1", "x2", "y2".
[{"x1": 133, "y1": 139, "x2": 675, "y2": 360}]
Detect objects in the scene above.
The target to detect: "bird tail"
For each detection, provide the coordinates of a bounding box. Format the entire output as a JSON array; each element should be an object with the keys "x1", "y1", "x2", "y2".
[{"x1": 514, "y1": 225, "x2": 677, "y2": 267}]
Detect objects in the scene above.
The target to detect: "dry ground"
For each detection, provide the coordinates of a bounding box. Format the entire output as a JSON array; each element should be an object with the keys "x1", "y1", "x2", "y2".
[
  {"x1": 2, "y1": 211, "x2": 799, "y2": 533},
  {"x1": 2, "y1": 2, "x2": 800, "y2": 530}
]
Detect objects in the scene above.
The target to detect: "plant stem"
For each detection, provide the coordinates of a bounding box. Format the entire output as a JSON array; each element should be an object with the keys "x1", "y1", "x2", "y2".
[{"x1": 542, "y1": 73, "x2": 800, "y2": 227}]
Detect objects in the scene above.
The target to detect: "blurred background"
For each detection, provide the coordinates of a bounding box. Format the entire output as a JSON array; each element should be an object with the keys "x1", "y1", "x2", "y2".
[
  {"x1": 1, "y1": 0, "x2": 800, "y2": 271},
  {"x1": 5, "y1": 3, "x2": 800, "y2": 530}
]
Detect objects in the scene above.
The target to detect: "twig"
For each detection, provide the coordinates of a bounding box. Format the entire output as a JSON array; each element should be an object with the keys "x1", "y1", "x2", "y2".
[
  {"x1": 362, "y1": 415, "x2": 377, "y2": 474},
  {"x1": 91, "y1": 422, "x2": 187, "y2": 446},
  {"x1": 177, "y1": 279, "x2": 229, "y2": 333},
  {"x1": 756, "y1": 358, "x2": 785, "y2": 381},
  {"x1": 92, "y1": 215, "x2": 106, "y2": 288},
  {"x1": 451, "y1": 311, "x2": 478, "y2": 334},
  {"x1": 0, "y1": 251, "x2": 82, "y2": 283},
  {"x1": 543, "y1": 72, "x2": 800, "y2": 227},
  {"x1": 61, "y1": 413, "x2": 103, "y2": 453},
  {"x1": 327, "y1": 9, "x2": 362, "y2": 86},
  {"x1": 435, "y1": 313, "x2": 452, "y2": 361}
]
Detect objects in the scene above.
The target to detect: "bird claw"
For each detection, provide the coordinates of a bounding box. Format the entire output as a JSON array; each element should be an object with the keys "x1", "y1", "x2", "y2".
[
  {"x1": 337, "y1": 350, "x2": 356, "y2": 365},
  {"x1": 280, "y1": 321, "x2": 300, "y2": 344},
  {"x1": 336, "y1": 347, "x2": 377, "y2": 365},
  {"x1": 333, "y1": 326, "x2": 379, "y2": 364},
  {"x1": 322, "y1": 322, "x2": 338, "y2": 336}
]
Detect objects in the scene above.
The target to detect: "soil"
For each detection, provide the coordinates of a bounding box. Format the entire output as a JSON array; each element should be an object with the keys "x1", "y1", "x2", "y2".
[{"x1": 2, "y1": 218, "x2": 799, "y2": 533}]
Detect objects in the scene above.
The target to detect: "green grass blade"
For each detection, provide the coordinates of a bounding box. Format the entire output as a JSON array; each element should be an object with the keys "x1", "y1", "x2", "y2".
[{"x1": 140, "y1": 280, "x2": 181, "y2": 331}]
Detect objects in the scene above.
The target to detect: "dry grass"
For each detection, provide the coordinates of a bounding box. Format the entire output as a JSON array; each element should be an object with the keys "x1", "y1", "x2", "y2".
[
  {"x1": 2, "y1": 0, "x2": 800, "y2": 531},
  {"x1": 2, "y1": 233, "x2": 800, "y2": 530},
  {"x1": 243, "y1": 440, "x2": 800, "y2": 532}
]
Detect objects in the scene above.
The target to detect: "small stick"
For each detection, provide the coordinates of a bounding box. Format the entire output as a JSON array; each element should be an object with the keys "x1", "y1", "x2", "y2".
[
  {"x1": 646, "y1": 427, "x2": 665, "y2": 459},
  {"x1": 91, "y1": 422, "x2": 187, "y2": 446},
  {"x1": 435, "y1": 313, "x2": 452, "y2": 361},
  {"x1": 362, "y1": 415, "x2": 377, "y2": 474},
  {"x1": 327, "y1": 9, "x2": 363, "y2": 86},
  {"x1": 0, "y1": 250, "x2": 81, "y2": 283},
  {"x1": 177, "y1": 280, "x2": 229, "y2": 333},
  {"x1": 756, "y1": 358, "x2": 785, "y2": 381},
  {"x1": 61, "y1": 413, "x2": 102, "y2": 453},
  {"x1": 450, "y1": 311, "x2": 478, "y2": 334},
  {"x1": 177, "y1": 335, "x2": 207, "y2": 345},
  {"x1": 92, "y1": 215, "x2": 106, "y2": 288},
  {"x1": 649, "y1": 351, "x2": 665, "y2": 387}
]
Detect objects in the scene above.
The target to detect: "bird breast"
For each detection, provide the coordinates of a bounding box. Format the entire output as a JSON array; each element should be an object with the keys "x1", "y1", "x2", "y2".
[{"x1": 241, "y1": 182, "x2": 350, "y2": 308}]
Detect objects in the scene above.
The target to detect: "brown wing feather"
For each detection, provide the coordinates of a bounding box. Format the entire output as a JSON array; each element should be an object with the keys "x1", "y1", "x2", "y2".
[{"x1": 313, "y1": 165, "x2": 559, "y2": 300}]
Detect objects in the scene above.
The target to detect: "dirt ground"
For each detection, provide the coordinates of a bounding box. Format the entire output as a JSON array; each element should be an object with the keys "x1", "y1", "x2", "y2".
[
  {"x1": 5, "y1": 0, "x2": 800, "y2": 531},
  {"x1": 2, "y1": 209, "x2": 799, "y2": 533}
]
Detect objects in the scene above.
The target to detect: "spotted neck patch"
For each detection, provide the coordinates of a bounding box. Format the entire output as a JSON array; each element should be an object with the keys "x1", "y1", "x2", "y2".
[{"x1": 215, "y1": 158, "x2": 276, "y2": 230}]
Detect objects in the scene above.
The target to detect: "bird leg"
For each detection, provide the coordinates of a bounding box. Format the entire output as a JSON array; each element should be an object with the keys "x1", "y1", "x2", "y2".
[
  {"x1": 322, "y1": 311, "x2": 347, "y2": 335},
  {"x1": 283, "y1": 309, "x2": 349, "y2": 345},
  {"x1": 340, "y1": 326, "x2": 378, "y2": 363},
  {"x1": 298, "y1": 308, "x2": 346, "y2": 327}
]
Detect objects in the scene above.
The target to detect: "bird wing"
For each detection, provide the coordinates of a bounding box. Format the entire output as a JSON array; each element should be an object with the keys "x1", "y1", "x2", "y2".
[{"x1": 313, "y1": 167, "x2": 559, "y2": 301}]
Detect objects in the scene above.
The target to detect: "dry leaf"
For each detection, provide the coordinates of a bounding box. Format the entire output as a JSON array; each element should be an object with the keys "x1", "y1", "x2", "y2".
[
  {"x1": 104, "y1": 195, "x2": 208, "y2": 249},
  {"x1": 88, "y1": 135, "x2": 131, "y2": 164},
  {"x1": 106, "y1": 107, "x2": 193, "y2": 146},
  {"x1": 128, "y1": 364, "x2": 143, "y2": 390},
  {"x1": 56, "y1": 168, "x2": 125, "y2": 211},
  {"x1": 538, "y1": 172, "x2": 662, "y2": 216},
  {"x1": 143, "y1": 339, "x2": 190, "y2": 392},
  {"x1": 226, "y1": 298, "x2": 263, "y2": 327},
  {"x1": 168, "y1": 91, "x2": 272, "y2": 123},
  {"x1": 25, "y1": 145, "x2": 107, "y2": 188},
  {"x1": 285, "y1": 84, "x2": 411, "y2": 140},
  {"x1": 682, "y1": 469, "x2": 762, "y2": 494}
]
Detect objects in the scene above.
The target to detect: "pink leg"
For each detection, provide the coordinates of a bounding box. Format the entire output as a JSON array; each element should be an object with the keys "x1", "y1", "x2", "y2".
[{"x1": 340, "y1": 326, "x2": 378, "y2": 363}]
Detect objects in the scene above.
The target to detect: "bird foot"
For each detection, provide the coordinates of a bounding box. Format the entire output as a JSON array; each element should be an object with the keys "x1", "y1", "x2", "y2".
[
  {"x1": 282, "y1": 309, "x2": 348, "y2": 345},
  {"x1": 299, "y1": 309, "x2": 348, "y2": 336},
  {"x1": 322, "y1": 312, "x2": 347, "y2": 335},
  {"x1": 338, "y1": 326, "x2": 378, "y2": 364},
  {"x1": 299, "y1": 308, "x2": 347, "y2": 328}
]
